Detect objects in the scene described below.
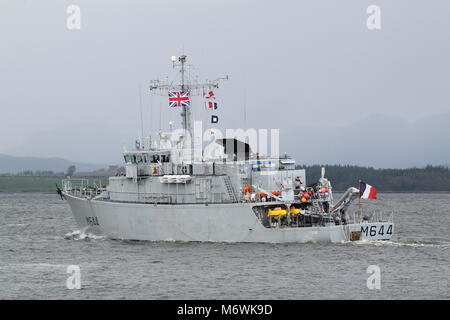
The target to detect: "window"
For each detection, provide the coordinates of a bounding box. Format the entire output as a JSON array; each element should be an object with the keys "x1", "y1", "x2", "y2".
[{"x1": 124, "y1": 155, "x2": 133, "y2": 163}]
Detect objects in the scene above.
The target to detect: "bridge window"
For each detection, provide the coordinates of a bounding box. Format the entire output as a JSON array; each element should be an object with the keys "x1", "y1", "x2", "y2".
[{"x1": 124, "y1": 155, "x2": 133, "y2": 163}]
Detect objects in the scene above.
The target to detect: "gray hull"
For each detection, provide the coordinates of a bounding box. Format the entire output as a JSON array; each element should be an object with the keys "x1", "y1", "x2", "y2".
[{"x1": 64, "y1": 193, "x2": 394, "y2": 243}]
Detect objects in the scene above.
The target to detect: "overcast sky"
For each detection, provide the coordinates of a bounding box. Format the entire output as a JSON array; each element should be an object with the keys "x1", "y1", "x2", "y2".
[{"x1": 0, "y1": 0, "x2": 449, "y2": 167}]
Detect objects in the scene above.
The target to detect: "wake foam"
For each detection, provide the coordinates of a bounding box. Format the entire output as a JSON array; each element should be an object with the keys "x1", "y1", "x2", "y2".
[
  {"x1": 350, "y1": 239, "x2": 450, "y2": 248},
  {"x1": 64, "y1": 230, "x2": 106, "y2": 241}
]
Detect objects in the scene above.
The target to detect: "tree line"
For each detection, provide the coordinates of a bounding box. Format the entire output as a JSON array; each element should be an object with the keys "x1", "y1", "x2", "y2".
[
  {"x1": 296, "y1": 165, "x2": 450, "y2": 192},
  {"x1": 0, "y1": 165, "x2": 124, "y2": 178},
  {"x1": 0, "y1": 170, "x2": 66, "y2": 177},
  {"x1": 0, "y1": 165, "x2": 76, "y2": 177}
]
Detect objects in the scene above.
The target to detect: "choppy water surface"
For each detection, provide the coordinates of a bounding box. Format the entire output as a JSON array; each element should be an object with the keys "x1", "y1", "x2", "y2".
[{"x1": 0, "y1": 192, "x2": 449, "y2": 299}]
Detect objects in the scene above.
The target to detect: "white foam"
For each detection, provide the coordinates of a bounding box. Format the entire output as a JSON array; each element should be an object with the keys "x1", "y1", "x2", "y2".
[
  {"x1": 64, "y1": 230, "x2": 106, "y2": 241},
  {"x1": 351, "y1": 239, "x2": 450, "y2": 248}
]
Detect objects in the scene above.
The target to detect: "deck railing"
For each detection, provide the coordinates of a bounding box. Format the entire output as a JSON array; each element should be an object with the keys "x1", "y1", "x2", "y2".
[{"x1": 62, "y1": 178, "x2": 106, "y2": 198}]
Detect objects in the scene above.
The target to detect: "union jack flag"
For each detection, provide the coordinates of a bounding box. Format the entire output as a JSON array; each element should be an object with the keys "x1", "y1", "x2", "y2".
[{"x1": 168, "y1": 91, "x2": 190, "y2": 107}]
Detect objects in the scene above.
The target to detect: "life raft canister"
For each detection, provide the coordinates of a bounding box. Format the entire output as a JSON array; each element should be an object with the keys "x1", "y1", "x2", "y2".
[{"x1": 268, "y1": 207, "x2": 287, "y2": 216}]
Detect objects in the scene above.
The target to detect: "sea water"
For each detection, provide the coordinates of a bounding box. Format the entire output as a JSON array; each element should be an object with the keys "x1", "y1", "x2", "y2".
[{"x1": 0, "y1": 192, "x2": 449, "y2": 299}]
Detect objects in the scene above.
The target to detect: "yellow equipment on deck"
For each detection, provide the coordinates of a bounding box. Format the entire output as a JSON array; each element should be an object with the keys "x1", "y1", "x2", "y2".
[{"x1": 268, "y1": 207, "x2": 287, "y2": 217}]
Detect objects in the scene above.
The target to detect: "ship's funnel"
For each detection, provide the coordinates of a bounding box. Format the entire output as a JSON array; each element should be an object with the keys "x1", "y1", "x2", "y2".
[{"x1": 215, "y1": 138, "x2": 252, "y2": 161}]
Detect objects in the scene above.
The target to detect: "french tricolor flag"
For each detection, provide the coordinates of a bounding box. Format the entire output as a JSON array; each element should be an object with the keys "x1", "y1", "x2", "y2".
[{"x1": 360, "y1": 181, "x2": 377, "y2": 199}]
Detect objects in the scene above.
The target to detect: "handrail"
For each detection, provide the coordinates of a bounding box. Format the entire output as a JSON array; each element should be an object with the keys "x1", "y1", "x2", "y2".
[{"x1": 62, "y1": 178, "x2": 106, "y2": 198}]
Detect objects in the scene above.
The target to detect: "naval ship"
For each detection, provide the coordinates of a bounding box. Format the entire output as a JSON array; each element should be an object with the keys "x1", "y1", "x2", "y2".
[{"x1": 60, "y1": 55, "x2": 394, "y2": 243}]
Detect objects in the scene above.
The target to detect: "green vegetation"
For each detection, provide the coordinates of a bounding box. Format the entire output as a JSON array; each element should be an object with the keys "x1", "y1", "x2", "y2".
[
  {"x1": 0, "y1": 176, "x2": 108, "y2": 193},
  {"x1": 298, "y1": 165, "x2": 450, "y2": 192},
  {"x1": 0, "y1": 176, "x2": 64, "y2": 192},
  {"x1": 2, "y1": 170, "x2": 65, "y2": 176},
  {"x1": 0, "y1": 165, "x2": 115, "y2": 192}
]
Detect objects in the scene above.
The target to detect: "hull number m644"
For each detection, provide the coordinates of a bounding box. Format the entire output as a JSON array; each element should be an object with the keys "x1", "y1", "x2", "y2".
[{"x1": 361, "y1": 224, "x2": 393, "y2": 239}]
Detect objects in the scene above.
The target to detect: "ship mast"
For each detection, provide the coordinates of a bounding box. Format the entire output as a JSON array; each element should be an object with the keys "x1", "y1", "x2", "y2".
[
  {"x1": 149, "y1": 55, "x2": 228, "y2": 159},
  {"x1": 178, "y1": 55, "x2": 190, "y2": 134}
]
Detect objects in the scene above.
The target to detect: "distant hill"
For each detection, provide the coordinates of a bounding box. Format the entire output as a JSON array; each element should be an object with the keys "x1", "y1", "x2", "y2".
[
  {"x1": 282, "y1": 112, "x2": 450, "y2": 168},
  {"x1": 0, "y1": 153, "x2": 107, "y2": 174},
  {"x1": 5, "y1": 123, "x2": 134, "y2": 165}
]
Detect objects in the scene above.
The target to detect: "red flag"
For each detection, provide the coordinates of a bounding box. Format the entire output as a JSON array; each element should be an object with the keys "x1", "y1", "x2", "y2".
[{"x1": 204, "y1": 90, "x2": 215, "y2": 99}]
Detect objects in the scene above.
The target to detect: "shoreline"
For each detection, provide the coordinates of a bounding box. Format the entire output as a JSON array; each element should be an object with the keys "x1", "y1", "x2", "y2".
[{"x1": 1, "y1": 190, "x2": 449, "y2": 194}]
